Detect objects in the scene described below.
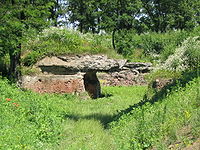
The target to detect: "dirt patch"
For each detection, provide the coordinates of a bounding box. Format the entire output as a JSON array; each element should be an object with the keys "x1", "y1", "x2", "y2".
[
  {"x1": 167, "y1": 126, "x2": 199, "y2": 150},
  {"x1": 183, "y1": 139, "x2": 200, "y2": 150},
  {"x1": 152, "y1": 78, "x2": 174, "y2": 90}
]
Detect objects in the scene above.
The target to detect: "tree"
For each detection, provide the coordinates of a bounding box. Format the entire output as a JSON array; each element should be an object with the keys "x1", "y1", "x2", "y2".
[
  {"x1": 170, "y1": 0, "x2": 200, "y2": 30},
  {"x1": 141, "y1": 0, "x2": 200, "y2": 32},
  {"x1": 100, "y1": 0, "x2": 142, "y2": 51},
  {"x1": 67, "y1": 0, "x2": 142, "y2": 52},
  {"x1": 67, "y1": 0, "x2": 101, "y2": 33},
  {"x1": 49, "y1": 0, "x2": 68, "y2": 26},
  {"x1": 0, "y1": 0, "x2": 54, "y2": 80}
]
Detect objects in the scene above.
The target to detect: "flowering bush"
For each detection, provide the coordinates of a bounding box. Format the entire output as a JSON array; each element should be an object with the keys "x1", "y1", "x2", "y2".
[{"x1": 157, "y1": 36, "x2": 200, "y2": 71}]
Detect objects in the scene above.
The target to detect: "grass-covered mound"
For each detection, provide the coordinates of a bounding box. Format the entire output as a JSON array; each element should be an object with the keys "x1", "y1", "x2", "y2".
[
  {"x1": 22, "y1": 27, "x2": 120, "y2": 66},
  {"x1": 109, "y1": 72, "x2": 200, "y2": 149}
]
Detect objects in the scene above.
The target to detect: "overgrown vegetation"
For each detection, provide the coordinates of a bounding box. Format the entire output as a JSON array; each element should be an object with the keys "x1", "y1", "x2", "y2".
[
  {"x1": 19, "y1": 26, "x2": 200, "y2": 68},
  {"x1": 21, "y1": 27, "x2": 119, "y2": 66},
  {"x1": 109, "y1": 73, "x2": 200, "y2": 149},
  {"x1": 115, "y1": 27, "x2": 200, "y2": 61}
]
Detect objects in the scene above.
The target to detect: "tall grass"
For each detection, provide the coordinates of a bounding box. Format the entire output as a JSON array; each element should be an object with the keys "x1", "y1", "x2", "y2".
[
  {"x1": 0, "y1": 77, "x2": 76, "y2": 149},
  {"x1": 109, "y1": 75, "x2": 200, "y2": 149},
  {"x1": 1, "y1": 72, "x2": 199, "y2": 149},
  {"x1": 22, "y1": 27, "x2": 120, "y2": 66}
]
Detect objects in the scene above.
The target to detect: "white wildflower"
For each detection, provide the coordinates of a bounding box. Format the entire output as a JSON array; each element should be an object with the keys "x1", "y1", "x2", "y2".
[{"x1": 156, "y1": 36, "x2": 200, "y2": 71}]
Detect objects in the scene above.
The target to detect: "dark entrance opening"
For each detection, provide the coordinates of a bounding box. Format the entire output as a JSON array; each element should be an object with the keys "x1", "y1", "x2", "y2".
[{"x1": 83, "y1": 71, "x2": 101, "y2": 99}]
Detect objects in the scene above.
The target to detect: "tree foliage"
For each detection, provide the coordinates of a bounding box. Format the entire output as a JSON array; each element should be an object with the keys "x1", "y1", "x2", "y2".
[
  {"x1": 66, "y1": 0, "x2": 200, "y2": 33},
  {"x1": 0, "y1": 0, "x2": 55, "y2": 79},
  {"x1": 67, "y1": 0, "x2": 102, "y2": 33},
  {"x1": 141, "y1": 0, "x2": 200, "y2": 32},
  {"x1": 0, "y1": 0, "x2": 199, "y2": 77},
  {"x1": 66, "y1": 0, "x2": 200, "y2": 54}
]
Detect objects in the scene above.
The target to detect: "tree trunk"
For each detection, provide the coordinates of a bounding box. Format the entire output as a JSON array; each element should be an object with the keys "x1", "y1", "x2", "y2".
[
  {"x1": 9, "y1": 48, "x2": 21, "y2": 80},
  {"x1": 112, "y1": 28, "x2": 116, "y2": 50},
  {"x1": 80, "y1": 22, "x2": 83, "y2": 33}
]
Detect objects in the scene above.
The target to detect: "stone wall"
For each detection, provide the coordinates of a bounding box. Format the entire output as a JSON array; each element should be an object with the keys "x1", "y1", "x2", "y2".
[
  {"x1": 97, "y1": 71, "x2": 147, "y2": 86},
  {"x1": 21, "y1": 75, "x2": 84, "y2": 94}
]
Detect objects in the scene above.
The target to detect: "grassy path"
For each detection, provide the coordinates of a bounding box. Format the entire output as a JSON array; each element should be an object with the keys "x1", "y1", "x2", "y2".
[{"x1": 57, "y1": 86, "x2": 147, "y2": 150}]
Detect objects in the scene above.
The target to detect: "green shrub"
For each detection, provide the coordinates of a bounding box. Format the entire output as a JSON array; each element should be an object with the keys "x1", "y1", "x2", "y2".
[
  {"x1": 141, "y1": 32, "x2": 166, "y2": 54},
  {"x1": 115, "y1": 29, "x2": 136, "y2": 56},
  {"x1": 158, "y1": 36, "x2": 200, "y2": 71},
  {"x1": 139, "y1": 30, "x2": 191, "y2": 59},
  {"x1": 114, "y1": 27, "x2": 200, "y2": 62},
  {"x1": 184, "y1": 37, "x2": 200, "y2": 69},
  {"x1": 22, "y1": 27, "x2": 117, "y2": 66}
]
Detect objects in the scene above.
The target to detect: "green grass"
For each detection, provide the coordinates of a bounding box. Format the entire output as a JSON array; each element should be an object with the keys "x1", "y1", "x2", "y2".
[
  {"x1": 0, "y1": 78, "x2": 74, "y2": 149},
  {"x1": 0, "y1": 70, "x2": 199, "y2": 150},
  {"x1": 0, "y1": 77, "x2": 147, "y2": 149},
  {"x1": 109, "y1": 76, "x2": 200, "y2": 149},
  {"x1": 54, "y1": 86, "x2": 148, "y2": 150}
]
